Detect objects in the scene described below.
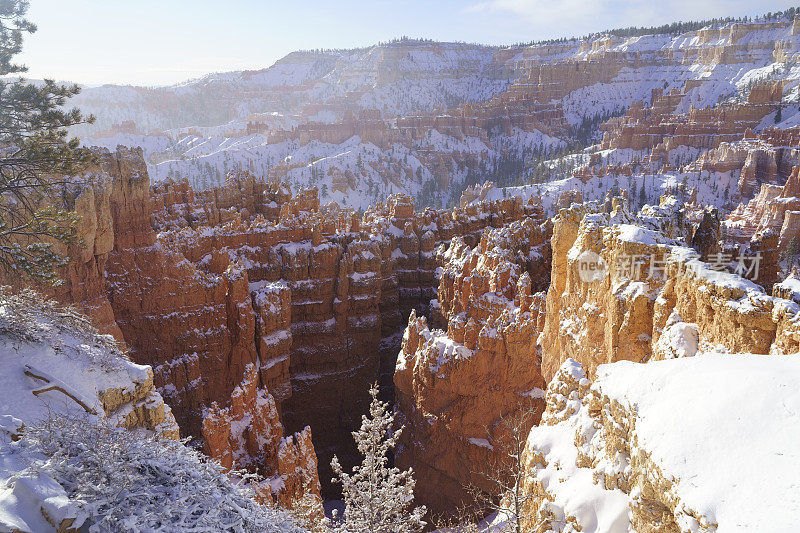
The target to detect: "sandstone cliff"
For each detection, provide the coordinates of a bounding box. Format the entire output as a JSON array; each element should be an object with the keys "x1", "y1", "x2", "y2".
[
  {"x1": 394, "y1": 212, "x2": 551, "y2": 517},
  {"x1": 541, "y1": 195, "x2": 800, "y2": 382},
  {"x1": 516, "y1": 355, "x2": 800, "y2": 532}
]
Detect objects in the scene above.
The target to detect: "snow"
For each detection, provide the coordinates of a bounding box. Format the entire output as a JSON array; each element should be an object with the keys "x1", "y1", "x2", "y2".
[
  {"x1": 520, "y1": 387, "x2": 546, "y2": 399},
  {"x1": 0, "y1": 296, "x2": 150, "y2": 425},
  {"x1": 774, "y1": 272, "x2": 800, "y2": 303},
  {"x1": 595, "y1": 353, "x2": 800, "y2": 531},
  {"x1": 529, "y1": 353, "x2": 800, "y2": 532},
  {"x1": 526, "y1": 391, "x2": 631, "y2": 532},
  {"x1": 0, "y1": 291, "x2": 304, "y2": 532},
  {"x1": 0, "y1": 470, "x2": 80, "y2": 533},
  {"x1": 1, "y1": 418, "x2": 304, "y2": 532},
  {"x1": 654, "y1": 313, "x2": 700, "y2": 359},
  {"x1": 425, "y1": 331, "x2": 475, "y2": 374},
  {"x1": 467, "y1": 437, "x2": 494, "y2": 450},
  {"x1": 477, "y1": 165, "x2": 738, "y2": 217},
  {"x1": 71, "y1": 17, "x2": 800, "y2": 218},
  {"x1": 613, "y1": 224, "x2": 671, "y2": 245},
  {"x1": 72, "y1": 40, "x2": 514, "y2": 138}
]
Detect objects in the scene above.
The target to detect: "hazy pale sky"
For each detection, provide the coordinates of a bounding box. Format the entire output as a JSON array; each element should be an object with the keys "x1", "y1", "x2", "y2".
[{"x1": 17, "y1": 0, "x2": 798, "y2": 86}]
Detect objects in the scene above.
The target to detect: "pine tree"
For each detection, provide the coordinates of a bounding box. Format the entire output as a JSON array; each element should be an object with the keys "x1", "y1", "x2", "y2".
[
  {"x1": 639, "y1": 179, "x2": 647, "y2": 206},
  {"x1": 0, "y1": 0, "x2": 94, "y2": 283},
  {"x1": 331, "y1": 385, "x2": 426, "y2": 533},
  {"x1": 785, "y1": 236, "x2": 800, "y2": 262}
]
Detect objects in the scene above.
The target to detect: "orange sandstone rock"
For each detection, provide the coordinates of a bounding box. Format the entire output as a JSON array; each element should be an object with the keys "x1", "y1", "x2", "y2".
[
  {"x1": 394, "y1": 214, "x2": 551, "y2": 518},
  {"x1": 202, "y1": 364, "x2": 322, "y2": 512}
]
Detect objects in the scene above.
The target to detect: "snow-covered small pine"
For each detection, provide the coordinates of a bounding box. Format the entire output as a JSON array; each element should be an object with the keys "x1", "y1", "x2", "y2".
[{"x1": 330, "y1": 385, "x2": 426, "y2": 533}]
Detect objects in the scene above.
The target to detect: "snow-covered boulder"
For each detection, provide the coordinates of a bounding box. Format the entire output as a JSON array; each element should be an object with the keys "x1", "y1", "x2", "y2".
[{"x1": 652, "y1": 312, "x2": 699, "y2": 360}]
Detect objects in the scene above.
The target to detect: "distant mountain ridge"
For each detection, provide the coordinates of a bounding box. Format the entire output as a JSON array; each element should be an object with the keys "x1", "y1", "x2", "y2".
[{"x1": 70, "y1": 40, "x2": 515, "y2": 136}]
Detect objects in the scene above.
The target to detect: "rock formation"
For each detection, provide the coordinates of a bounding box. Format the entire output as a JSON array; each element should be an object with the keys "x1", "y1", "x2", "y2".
[
  {"x1": 690, "y1": 206, "x2": 721, "y2": 259},
  {"x1": 394, "y1": 213, "x2": 551, "y2": 517},
  {"x1": 540, "y1": 195, "x2": 800, "y2": 383},
  {"x1": 601, "y1": 81, "x2": 783, "y2": 154},
  {"x1": 516, "y1": 354, "x2": 800, "y2": 532},
  {"x1": 773, "y1": 266, "x2": 800, "y2": 304},
  {"x1": 29, "y1": 146, "x2": 542, "y2": 500},
  {"x1": 726, "y1": 165, "x2": 800, "y2": 256},
  {"x1": 202, "y1": 363, "x2": 322, "y2": 512}
]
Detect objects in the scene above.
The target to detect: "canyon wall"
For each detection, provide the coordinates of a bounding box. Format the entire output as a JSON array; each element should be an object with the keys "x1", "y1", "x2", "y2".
[
  {"x1": 540, "y1": 195, "x2": 800, "y2": 383},
  {"x1": 41, "y1": 147, "x2": 544, "y2": 498},
  {"x1": 394, "y1": 208, "x2": 552, "y2": 517}
]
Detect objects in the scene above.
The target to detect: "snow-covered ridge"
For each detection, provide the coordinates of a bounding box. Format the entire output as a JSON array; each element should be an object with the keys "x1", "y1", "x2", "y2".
[
  {"x1": 519, "y1": 354, "x2": 800, "y2": 532},
  {"x1": 0, "y1": 288, "x2": 177, "y2": 433},
  {"x1": 76, "y1": 16, "x2": 800, "y2": 214},
  {"x1": 71, "y1": 40, "x2": 514, "y2": 136}
]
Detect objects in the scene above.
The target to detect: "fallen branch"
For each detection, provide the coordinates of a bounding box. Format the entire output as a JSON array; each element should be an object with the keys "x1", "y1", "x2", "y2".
[
  {"x1": 31, "y1": 385, "x2": 98, "y2": 415},
  {"x1": 25, "y1": 364, "x2": 98, "y2": 415},
  {"x1": 23, "y1": 367, "x2": 49, "y2": 382}
]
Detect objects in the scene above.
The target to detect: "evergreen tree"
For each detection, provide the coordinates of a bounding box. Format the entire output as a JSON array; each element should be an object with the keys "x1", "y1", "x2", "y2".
[
  {"x1": 775, "y1": 105, "x2": 783, "y2": 123},
  {"x1": 784, "y1": 236, "x2": 800, "y2": 262},
  {"x1": 0, "y1": 0, "x2": 94, "y2": 283},
  {"x1": 639, "y1": 179, "x2": 647, "y2": 206},
  {"x1": 331, "y1": 385, "x2": 426, "y2": 533}
]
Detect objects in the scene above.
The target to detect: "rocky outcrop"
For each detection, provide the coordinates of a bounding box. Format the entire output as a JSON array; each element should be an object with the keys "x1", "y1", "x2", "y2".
[
  {"x1": 0, "y1": 288, "x2": 182, "y2": 533},
  {"x1": 106, "y1": 236, "x2": 260, "y2": 437},
  {"x1": 541, "y1": 196, "x2": 800, "y2": 382},
  {"x1": 2, "y1": 148, "x2": 147, "y2": 341},
  {"x1": 517, "y1": 354, "x2": 800, "y2": 532},
  {"x1": 201, "y1": 364, "x2": 322, "y2": 512},
  {"x1": 393, "y1": 213, "x2": 551, "y2": 517},
  {"x1": 726, "y1": 165, "x2": 800, "y2": 255},
  {"x1": 151, "y1": 171, "x2": 294, "y2": 231},
  {"x1": 690, "y1": 207, "x2": 721, "y2": 259},
  {"x1": 773, "y1": 267, "x2": 800, "y2": 304},
  {"x1": 0, "y1": 286, "x2": 179, "y2": 440},
  {"x1": 540, "y1": 200, "x2": 676, "y2": 381}
]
